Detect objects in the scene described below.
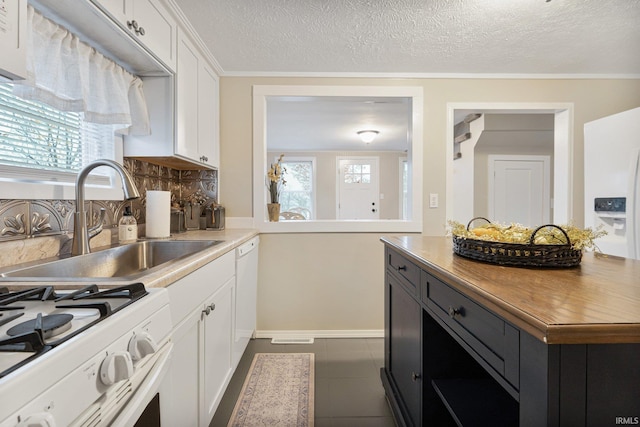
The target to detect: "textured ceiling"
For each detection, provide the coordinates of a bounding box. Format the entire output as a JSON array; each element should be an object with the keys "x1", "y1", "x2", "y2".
[{"x1": 173, "y1": 0, "x2": 640, "y2": 76}]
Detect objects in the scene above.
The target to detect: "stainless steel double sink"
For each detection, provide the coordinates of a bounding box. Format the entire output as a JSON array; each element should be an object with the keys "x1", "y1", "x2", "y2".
[{"x1": 0, "y1": 240, "x2": 222, "y2": 282}]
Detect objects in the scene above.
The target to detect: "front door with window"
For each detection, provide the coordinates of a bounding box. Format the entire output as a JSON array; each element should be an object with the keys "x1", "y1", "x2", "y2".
[{"x1": 337, "y1": 157, "x2": 380, "y2": 220}]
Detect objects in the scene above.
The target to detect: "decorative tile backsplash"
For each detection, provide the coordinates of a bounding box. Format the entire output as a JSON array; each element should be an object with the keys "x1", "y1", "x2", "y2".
[{"x1": 0, "y1": 158, "x2": 218, "y2": 243}]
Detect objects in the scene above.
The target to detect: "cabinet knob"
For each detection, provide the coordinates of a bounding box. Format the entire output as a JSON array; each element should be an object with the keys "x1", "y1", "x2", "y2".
[
  {"x1": 448, "y1": 306, "x2": 464, "y2": 319},
  {"x1": 411, "y1": 372, "x2": 421, "y2": 381},
  {"x1": 127, "y1": 20, "x2": 145, "y2": 36},
  {"x1": 202, "y1": 303, "x2": 216, "y2": 316},
  {"x1": 397, "y1": 265, "x2": 407, "y2": 272}
]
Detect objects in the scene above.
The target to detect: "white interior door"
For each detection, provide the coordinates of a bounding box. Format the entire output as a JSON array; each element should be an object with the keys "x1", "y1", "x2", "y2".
[
  {"x1": 337, "y1": 157, "x2": 380, "y2": 219},
  {"x1": 488, "y1": 155, "x2": 550, "y2": 227}
]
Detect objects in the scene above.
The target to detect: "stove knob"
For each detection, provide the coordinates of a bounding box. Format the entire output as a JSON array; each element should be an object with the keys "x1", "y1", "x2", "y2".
[
  {"x1": 128, "y1": 331, "x2": 158, "y2": 361},
  {"x1": 17, "y1": 412, "x2": 56, "y2": 427},
  {"x1": 100, "y1": 351, "x2": 134, "y2": 386}
]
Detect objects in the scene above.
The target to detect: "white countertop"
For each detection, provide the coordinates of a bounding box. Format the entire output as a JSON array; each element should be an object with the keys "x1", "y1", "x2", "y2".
[{"x1": 141, "y1": 228, "x2": 258, "y2": 289}]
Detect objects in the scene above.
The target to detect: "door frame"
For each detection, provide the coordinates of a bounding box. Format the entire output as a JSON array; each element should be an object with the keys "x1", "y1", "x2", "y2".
[
  {"x1": 399, "y1": 156, "x2": 408, "y2": 220},
  {"x1": 488, "y1": 154, "x2": 551, "y2": 225},
  {"x1": 445, "y1": 102, "x2": 573, "y2": 225}
]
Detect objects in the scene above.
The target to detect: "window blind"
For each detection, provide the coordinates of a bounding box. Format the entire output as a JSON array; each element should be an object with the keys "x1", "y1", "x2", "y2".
[{"x1": 0, "y1": 83, "x2": 114, "y2": 174}]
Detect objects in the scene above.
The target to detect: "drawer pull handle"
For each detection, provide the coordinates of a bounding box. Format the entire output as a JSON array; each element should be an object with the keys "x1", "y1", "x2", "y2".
[
  {"x1": 448, "y1": 306, "x2": 464, "y2": 319},
  {"x1": 397, "y1": 265, "x2": 407, "y2": 271},
  {"x1": 411, "y1": 372, "x2": 421, "y2": 381}
]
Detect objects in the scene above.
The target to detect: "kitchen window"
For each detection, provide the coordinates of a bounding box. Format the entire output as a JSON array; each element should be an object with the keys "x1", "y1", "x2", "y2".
[
  {"x1": 0, "y1": 83, "x2": 115, "y2": 173},
  {"x1": 0, "y1": 6, "x2": 150, "y2": 201},
  {"x1": 0, "y1": 82, "x2": 121, "y2": 200}
]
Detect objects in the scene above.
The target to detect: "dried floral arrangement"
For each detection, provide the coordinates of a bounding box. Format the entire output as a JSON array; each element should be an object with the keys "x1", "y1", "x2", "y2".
[
  {"x1": 448, "y1": 219, "x2": 607, "y2": 251},
  {"x1": 266, "y1": 154, "x2": 286, "y2": 204}
]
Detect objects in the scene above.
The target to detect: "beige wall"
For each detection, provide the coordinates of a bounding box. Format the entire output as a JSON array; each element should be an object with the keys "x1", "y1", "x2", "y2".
[{"x1": 220, "y1": 77, "x2": 640, "y2": 335}]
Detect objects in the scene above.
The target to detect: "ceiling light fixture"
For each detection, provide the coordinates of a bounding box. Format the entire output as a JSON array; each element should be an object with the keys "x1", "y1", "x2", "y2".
[{"x1": 357, "y1": 130, "x2": 379, "y2": 143}]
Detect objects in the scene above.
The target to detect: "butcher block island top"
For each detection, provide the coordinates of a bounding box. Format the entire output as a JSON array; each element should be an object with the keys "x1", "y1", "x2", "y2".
[{"x1": 381, "y1": 235, "x2": 640, "y2": 345}]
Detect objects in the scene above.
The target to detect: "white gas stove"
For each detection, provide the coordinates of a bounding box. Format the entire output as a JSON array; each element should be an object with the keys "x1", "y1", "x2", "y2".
[{"x1": 0, "y1": 283, "x2": 172, "y2": 427}]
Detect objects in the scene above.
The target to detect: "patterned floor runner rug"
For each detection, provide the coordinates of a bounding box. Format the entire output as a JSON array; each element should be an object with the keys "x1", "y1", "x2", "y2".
[{"x1": 227, "y1": 353, "x2": 315, "y2": 427}]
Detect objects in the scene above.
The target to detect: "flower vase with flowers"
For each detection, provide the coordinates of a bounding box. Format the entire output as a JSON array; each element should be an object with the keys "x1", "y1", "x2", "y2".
[{"x1": 266, "y1": 154, "x2": 286, "y2": 221}]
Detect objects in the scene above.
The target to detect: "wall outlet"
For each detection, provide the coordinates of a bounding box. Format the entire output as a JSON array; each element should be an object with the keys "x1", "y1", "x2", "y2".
[{"x1": 429, "y1": 193, "x2": 438, "y2": 208}]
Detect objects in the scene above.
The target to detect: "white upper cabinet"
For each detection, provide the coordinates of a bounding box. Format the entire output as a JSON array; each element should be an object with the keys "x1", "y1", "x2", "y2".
[
  {"x1": 0, "y1": 0, "x2": 27, "y2": 80},
  {"x1": 176, "y1": 32, "x2": 200, "y2": 162},
  {"x1": 175, "y1": 29, "x2": 219, "y2": 169},
  {"x1": 124, "y1": 33, "x2": 220, "y2": 170},
  {"x1": 91, "y1": 0, "x2": 177, "y2": 71},
  {"x1": 198, "y1": 62, "x2": 220, "y2": 169}
]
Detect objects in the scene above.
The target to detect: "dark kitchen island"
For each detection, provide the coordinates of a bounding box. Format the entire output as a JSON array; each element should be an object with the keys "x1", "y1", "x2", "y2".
[{"x1": 380, "y1": 235, "x2": 640, "y2": 427}]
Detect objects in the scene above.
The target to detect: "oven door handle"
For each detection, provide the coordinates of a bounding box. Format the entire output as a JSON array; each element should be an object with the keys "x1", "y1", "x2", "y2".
[{"x1": 109, "y1": 341, "x2": 173, "y2": 427}]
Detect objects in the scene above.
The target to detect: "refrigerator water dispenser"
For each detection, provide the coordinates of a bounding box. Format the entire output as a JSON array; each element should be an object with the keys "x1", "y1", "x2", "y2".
[{"x1": 594, "y1": 197, "x2": 626, "y2": 233}]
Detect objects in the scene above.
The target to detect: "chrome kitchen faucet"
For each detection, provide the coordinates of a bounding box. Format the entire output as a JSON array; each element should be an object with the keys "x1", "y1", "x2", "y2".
[{"x1": 71, "y1": 159, "x2": 140, "y2": 256}]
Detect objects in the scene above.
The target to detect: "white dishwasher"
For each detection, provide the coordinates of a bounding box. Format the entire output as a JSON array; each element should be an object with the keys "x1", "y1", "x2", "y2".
[{"x1": 233, "y1": 236, "x2": 259, "y2": 368}]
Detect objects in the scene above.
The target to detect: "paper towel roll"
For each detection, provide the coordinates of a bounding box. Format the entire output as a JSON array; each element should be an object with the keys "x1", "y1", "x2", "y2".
[{"x1": 146, "y1": 191, "x2": 171, "y2": 238}]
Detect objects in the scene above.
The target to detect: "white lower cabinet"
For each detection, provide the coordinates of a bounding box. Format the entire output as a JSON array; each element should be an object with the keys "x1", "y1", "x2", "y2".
[
  {"x1": 166, "y1": 305, "x2": 200, "y2": 427},
  {"x1": 164, "y1": 251, "x2": 236, "y2": 427},
  {"x1": 202, "y1": 281, "x2": 233, "y2": 424}
]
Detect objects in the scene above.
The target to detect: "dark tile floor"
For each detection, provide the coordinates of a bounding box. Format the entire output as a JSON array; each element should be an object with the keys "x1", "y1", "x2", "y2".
[{"x1": 209, "y1": 338, "x2": 396, "y2": 427}]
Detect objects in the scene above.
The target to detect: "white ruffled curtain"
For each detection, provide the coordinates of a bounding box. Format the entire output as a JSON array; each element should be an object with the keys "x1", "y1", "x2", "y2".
[{"x1": 12, "y1": 6, "x2": 150, "y2": 135}]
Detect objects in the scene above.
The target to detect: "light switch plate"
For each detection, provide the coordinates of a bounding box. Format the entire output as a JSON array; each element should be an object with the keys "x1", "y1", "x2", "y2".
[{"x1": 429, "y1": 193, "x2": 438, "y2": 208}]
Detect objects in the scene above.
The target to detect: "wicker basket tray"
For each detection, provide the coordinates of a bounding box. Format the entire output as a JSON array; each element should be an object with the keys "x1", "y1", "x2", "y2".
[{"x1": 452, "y1": 218, "x2": 582, "y2": 268}]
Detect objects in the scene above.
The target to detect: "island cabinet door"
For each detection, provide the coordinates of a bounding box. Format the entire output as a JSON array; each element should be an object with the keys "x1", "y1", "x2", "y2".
[
  {"x1": 387, "y1": 271, "x2": 422, "y2": 426},
  {"x1": 520, "y1": 332, "x2": 640, "y2": 427}
]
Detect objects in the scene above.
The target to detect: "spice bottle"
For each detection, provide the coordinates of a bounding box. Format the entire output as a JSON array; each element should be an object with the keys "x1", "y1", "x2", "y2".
[{"x1": 118, "y1": 206, "x2": 138, "y2": 243}]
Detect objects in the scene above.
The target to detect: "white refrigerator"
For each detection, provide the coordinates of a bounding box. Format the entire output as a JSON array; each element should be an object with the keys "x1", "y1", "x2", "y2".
[{"x1": 584, "y1": 107, "x2": 640, "y2": 260}]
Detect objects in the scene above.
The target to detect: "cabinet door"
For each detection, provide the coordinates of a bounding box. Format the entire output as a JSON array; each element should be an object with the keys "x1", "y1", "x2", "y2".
[
  {"x1": 131, "y1": 0, "x2": 176, "y2": 70},
  {"x1": 0, "y1": 0, "x2": 27, "y2": 80},
  {"x1": 176, "y1": 31, "x2": 200, "y2": 162},
  {"x1": 91, "y1": 0, "x2": 129, "y2": 24},
  {"x1": 198, "y1": 63, "x2": 220, "y2": 168},
  {"x1": 201, "y1": 278, "x2": 234, "y2": 426},
  {"x1": 164, "y1": 307, "x2": 201, "y2": 427},
  {"x1": 388, "y1": 273, "x2": 422, "y2": 426}
]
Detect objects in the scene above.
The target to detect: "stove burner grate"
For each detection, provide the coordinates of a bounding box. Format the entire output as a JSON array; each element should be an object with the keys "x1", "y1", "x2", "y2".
[
  {"x1": 0, "y1": 282, "x2": 148, "y2": 378},
  {"x1": 7, "y1": 313, "x2": 74, "y2": 339}
]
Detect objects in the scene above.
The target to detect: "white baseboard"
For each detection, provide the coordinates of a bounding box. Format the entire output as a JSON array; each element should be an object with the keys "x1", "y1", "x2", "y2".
[{"x1": 254, "y1": 329, "x2": 384, "y2": 339}]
